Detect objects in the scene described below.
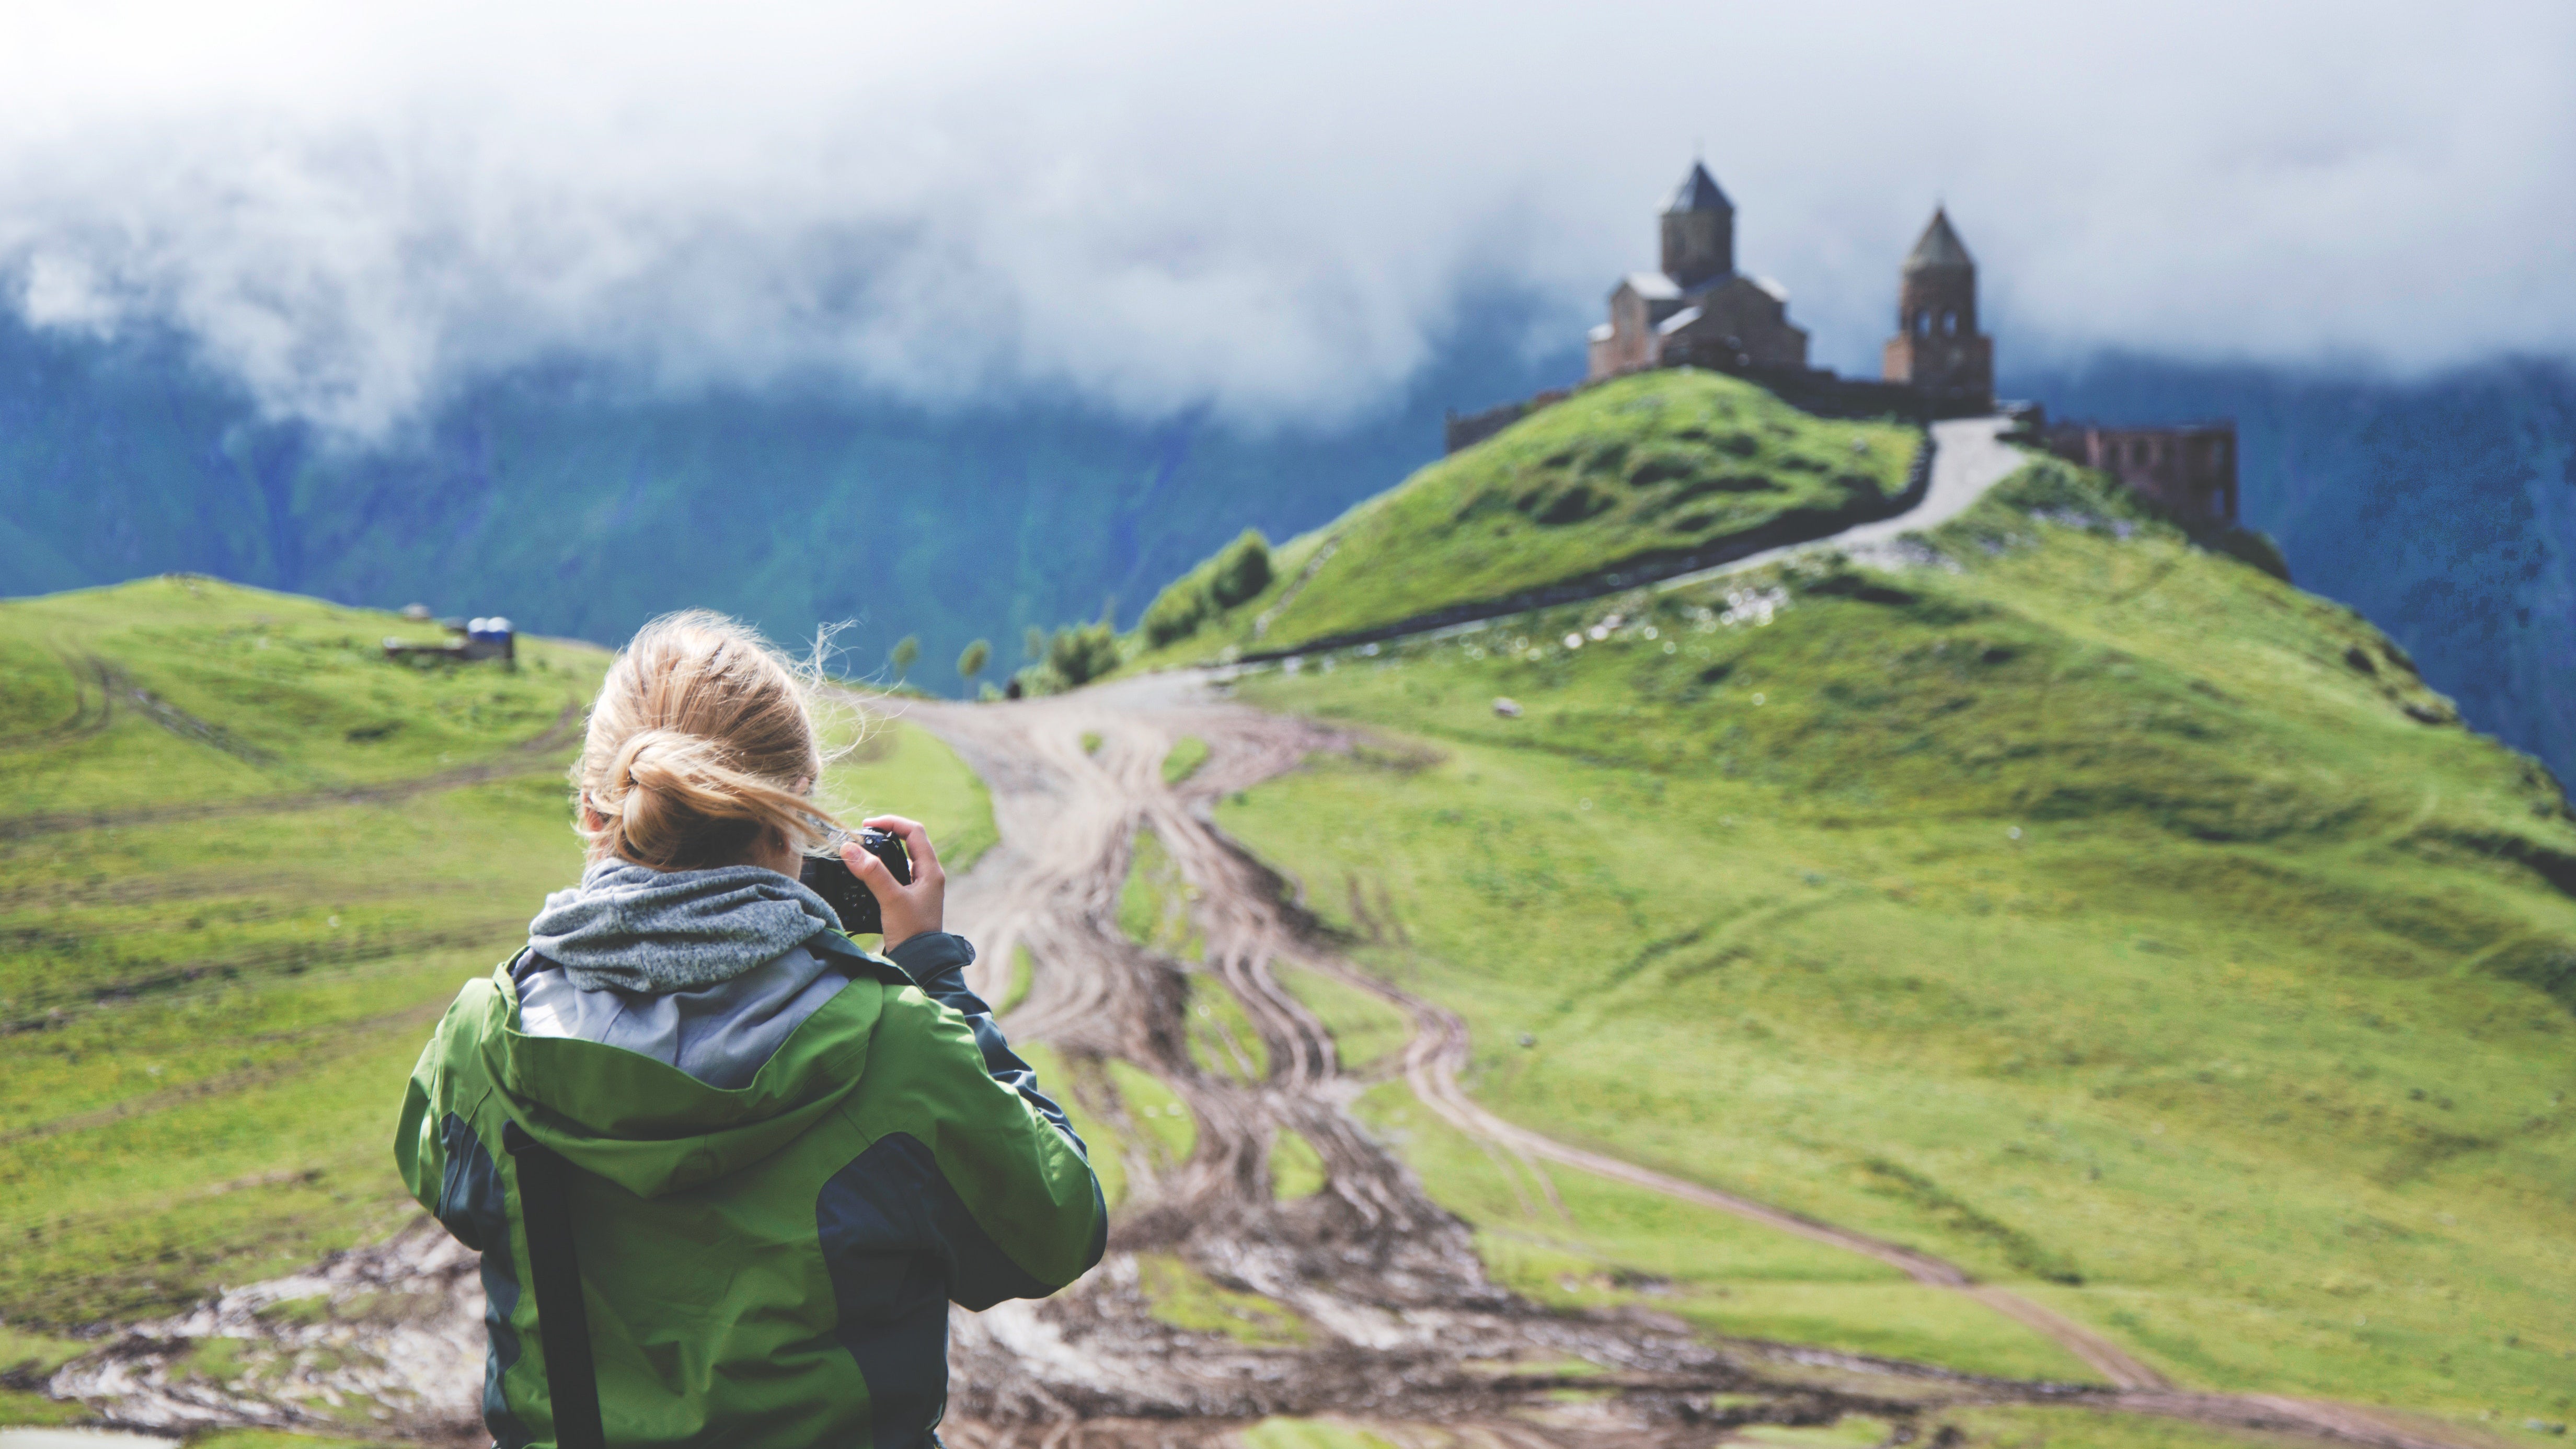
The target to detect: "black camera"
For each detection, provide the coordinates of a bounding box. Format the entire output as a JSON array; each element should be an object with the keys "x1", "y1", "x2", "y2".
[{"x1": 799, "y1": 828, "x2": 914, "y2": 936}]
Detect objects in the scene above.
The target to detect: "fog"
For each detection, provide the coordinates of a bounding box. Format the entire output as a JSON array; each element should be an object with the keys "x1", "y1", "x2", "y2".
[{"x1": 3, "y1": 0, "x2": 2567, "y2": 436}]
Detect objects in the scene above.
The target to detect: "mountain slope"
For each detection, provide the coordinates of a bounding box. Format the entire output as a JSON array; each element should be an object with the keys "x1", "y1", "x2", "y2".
[{"x1": 1203, "y1": 455, "x2": 2576, "y2": 1425}]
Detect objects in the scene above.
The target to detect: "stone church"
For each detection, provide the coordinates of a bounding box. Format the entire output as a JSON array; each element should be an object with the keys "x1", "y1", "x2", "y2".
[
  {"x1": 1584, "y1": 163, "x2": 1995, "y2": 410},
  {"x1": 1586, "y1": 164, "x2": 1811, "y2": 381}
]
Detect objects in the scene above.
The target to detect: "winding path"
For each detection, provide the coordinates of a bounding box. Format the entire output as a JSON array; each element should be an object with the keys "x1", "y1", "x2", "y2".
[{"x1": 900, "y1": 671, "x2": 2471, "y2": 1449}]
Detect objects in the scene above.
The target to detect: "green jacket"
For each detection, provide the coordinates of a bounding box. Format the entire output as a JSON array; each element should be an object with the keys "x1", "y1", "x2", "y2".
[{"x1": 395, "y1": 930, "x2": 1105, "y2": 1448}]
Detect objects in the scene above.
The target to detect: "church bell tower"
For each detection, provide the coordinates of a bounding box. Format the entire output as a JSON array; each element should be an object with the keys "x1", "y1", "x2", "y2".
[
  {"x1": 1882, "y1": 207, "x2": 1993, "y2": 405},
  {"x1": 1660, "y1": 162, "x2": 1734, "y2": 290}
]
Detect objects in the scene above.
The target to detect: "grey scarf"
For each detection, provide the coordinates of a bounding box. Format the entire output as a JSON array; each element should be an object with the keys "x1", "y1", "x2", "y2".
[{"x1": 526, "y1": 858, "x2": 840, "y2": 994}]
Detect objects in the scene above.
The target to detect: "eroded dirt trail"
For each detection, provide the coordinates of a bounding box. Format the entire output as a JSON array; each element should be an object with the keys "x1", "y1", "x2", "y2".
[{"x1": 906, "y1": 676, "x2": 2479, "y2": 1449}]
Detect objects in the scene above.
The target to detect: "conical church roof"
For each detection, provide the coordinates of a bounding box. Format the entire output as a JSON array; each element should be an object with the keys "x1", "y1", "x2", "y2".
[
  {"x1": 1904, "y1": 208, "x2": 1974, "y2": 271},
  {"x1": 1665, "y1": 162, "x2": 1731, "y2": 215}
]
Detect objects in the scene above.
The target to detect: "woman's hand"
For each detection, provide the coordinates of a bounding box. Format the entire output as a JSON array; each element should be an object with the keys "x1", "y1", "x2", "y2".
[{"x1": 846, "y1": 814, "x2": 944, "y2": 950}]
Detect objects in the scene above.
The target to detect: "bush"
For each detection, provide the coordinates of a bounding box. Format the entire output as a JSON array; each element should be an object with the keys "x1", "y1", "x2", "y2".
[
  {"x1": 1208, "y1": 530, "x2": 1273, "y2": 608},
  {"x1": 1048, "y1": 619, "x2": 1122, "y2": 687},
  {"x1": 2205, "y1": 526, "x2": 2292, "y2": 582},
  {"x1": 1140, "y1": 531, "x2": 1272, "y2": 648},
  {"x1": 1141, "y1": 580, "x2": 1211, "y2": 647}
]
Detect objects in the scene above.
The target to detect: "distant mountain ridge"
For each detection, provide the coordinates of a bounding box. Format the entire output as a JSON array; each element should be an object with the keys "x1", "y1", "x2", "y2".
[
  {"x1": 0, "y1": 303, "x2": 1570, "y2": 693},
  {"x1": 0, "y1": 306, "x2": 2567, "y2": 778}
]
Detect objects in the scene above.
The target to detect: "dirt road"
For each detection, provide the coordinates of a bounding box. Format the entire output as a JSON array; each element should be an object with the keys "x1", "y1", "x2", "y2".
[{"x1": 901, "y1": 677, "x2": 2475, "y2": 1449}]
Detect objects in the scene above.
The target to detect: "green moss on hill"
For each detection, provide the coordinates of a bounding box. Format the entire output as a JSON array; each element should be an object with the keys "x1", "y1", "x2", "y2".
[
  {"x1": 1126, "y1": 370, "x2": 1916, "y2": 666},
  {"x1": 1216, "y1": 459, "x2": 2576, "y2": 1417}
]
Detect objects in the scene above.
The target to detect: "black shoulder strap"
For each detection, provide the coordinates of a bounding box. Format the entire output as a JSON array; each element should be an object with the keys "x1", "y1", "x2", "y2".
[{"x1": 503, "y1": 1120, "x2": 608, "y2": 1449}]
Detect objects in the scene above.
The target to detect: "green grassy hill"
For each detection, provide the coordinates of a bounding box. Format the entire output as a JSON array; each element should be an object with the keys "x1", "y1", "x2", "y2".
[
  {"x1": 0, "y1": 577, "x2": 992, "y2": 1422},
  {"x1": 1126, "y1": 370, "x2": 1918, "y2": 665},
  {"x1": 1204, "y1": 454, "x2": 2576, "y2": 1426}
]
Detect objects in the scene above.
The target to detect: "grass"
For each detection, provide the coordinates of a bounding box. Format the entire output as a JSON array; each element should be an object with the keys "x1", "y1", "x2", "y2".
[
  {"x1": 0, "y1": 576, "x2": 997, "y2": 1340},
  {"x1": 1341, "y1": 1077, "x2": 2092, "y2": 1381},
  {"x1": 1163, "y1": 734, "x2": 1212, "y2": 785},
  {"x1": 1270, "y1": 1127, "x2": 1326, "y2": 1199},
  {"x1": 1233, "y1": 1418, "x2": 1399, "y2": 1449},
  {"x1": 1922, "y1": 1406, "x2": 2321, "y2": 1449},
  {"x1": 820, "y1": 714, "x2": 998, "y2": 873},
  {"x1": 1733, "y1": 1416, "x2": 1892, "y2": 1447},
  {"x1": 1187, "y1": 978, "x2": 1269, "y2": 1083},
  {"x1": 1133, "y1": 1252, "x2": 1308, "y2": 1346},
  {"x1": 1120, "y1": 825, "x2": 1204, "y2": 960},
  {"x1": 193, "y1": 1423, "x2": 378, "y2": 1433},
  {"x1": 1275, "y1": 965, "x2": 1410, "y2": 1073},
  {"x1": 0, "y1": 1322, "x2": 91, "y2": 1425},
  {"x1": 1106, "y1": 1059, "x2": 1198, "y2": 1168},
  {"x1": 1212, "y1": 458, "x2": 2576, "y2": 1422},
  {"x1": 1124, "y1": 370, "x2": 1917, "y2": 664},
  {"x1": 999, "y1": 943, "x2": 1036, "y2": 1014}
]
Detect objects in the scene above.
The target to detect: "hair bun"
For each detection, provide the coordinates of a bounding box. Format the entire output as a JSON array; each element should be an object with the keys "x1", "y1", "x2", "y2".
[{"x1": 571, "y1": 611, "x2": 849, "y2": 871}]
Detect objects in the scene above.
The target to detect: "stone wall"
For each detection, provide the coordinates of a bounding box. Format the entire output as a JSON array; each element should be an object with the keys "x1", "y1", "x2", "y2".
[
  {"x1": 2044, "y1": 421, "x2": 2239, "y2": 524},
  {"x1": 1443, "y1": 388, "x2": 1574, "y2": 454}
]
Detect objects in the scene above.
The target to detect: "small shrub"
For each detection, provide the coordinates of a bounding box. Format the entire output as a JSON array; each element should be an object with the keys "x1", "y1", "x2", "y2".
[
  {"x1": 1141, "y1": 531, "x2": 1272, "y2": 647},
  {"x1": 1141, "y1": 579, "x2": 1212, "y2": 647},
  {"x1": 1048, "y1": 619, "x2": 1122, "y2": 687},
  {"x1": 1208, "y1": 531, "x2": 1273, "y2": 609},
  {"x1": 2207, "y1": 526, "x2": 2292, "y2": 581}
]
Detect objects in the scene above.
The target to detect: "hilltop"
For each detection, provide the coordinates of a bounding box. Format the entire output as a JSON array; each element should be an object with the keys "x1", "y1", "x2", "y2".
[
  {"x1": 1103, "y1": 387, "x2": 2576, "y2": 1423},
  {"x1": 1125, "y1": 370, "x2": 1919, "y2": 664}
]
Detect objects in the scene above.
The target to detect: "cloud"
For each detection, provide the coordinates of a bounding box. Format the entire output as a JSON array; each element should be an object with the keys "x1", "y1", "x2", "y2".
[{"x1": 0, "y1": 0, "x2": 2567, "y2": 437}]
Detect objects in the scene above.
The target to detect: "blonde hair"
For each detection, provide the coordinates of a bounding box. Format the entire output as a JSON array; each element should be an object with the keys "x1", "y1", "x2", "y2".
[{"x1": 573, "y1": 610, "x2": 848, "y2": 870}]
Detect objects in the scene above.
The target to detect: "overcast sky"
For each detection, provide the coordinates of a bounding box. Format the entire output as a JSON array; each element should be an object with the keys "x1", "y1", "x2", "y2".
[{"x1": 2, "y1": 1, "x2": 2569, "y2": 437}]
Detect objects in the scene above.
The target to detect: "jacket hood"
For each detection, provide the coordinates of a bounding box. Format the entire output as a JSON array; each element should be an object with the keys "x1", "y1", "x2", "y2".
[
  {"x1": 471, "y1": 937, "x2": 911, "y2": 1199},
  {"x1": 526, "y1": 858, "x2": 840, "y2": 995}
]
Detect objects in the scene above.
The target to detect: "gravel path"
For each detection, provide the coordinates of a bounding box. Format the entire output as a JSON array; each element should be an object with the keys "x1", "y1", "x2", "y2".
[{"x1": 1648, "y1": 415, "x2": 2026, "y2": 595}]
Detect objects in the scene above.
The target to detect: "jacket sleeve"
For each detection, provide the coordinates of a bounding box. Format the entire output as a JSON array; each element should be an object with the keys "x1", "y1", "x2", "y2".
[
  {"x1": 869, "y1": 933, "x2": 1108, "y2": 1308},
  {"x1": 886, "y1": 932, "x2": 1088, "y2": 1155},
  {"x1": 393, "y1": 1004, "x2": 453, "y2": 1218}
]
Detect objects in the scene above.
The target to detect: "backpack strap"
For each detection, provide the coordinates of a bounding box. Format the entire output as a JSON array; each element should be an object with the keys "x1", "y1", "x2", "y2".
[{"x1": 502, "y1": 1120, "x2": 608, "y2": 1449}]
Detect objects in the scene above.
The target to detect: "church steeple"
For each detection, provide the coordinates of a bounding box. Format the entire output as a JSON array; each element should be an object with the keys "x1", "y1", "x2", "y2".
[
  {"x1": 1883, "y1": 205, "x2": 1992, "y2": 404},
  {"x1": 1660, "y1": 162, "x2": 1735, "y2": 289},
  {"x1": 1904, "y1": 207, "x2": 1974, "y2": 273},
  {"x1": 1667, "y1": 162, "x2": 1731, "y2": 215}
]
